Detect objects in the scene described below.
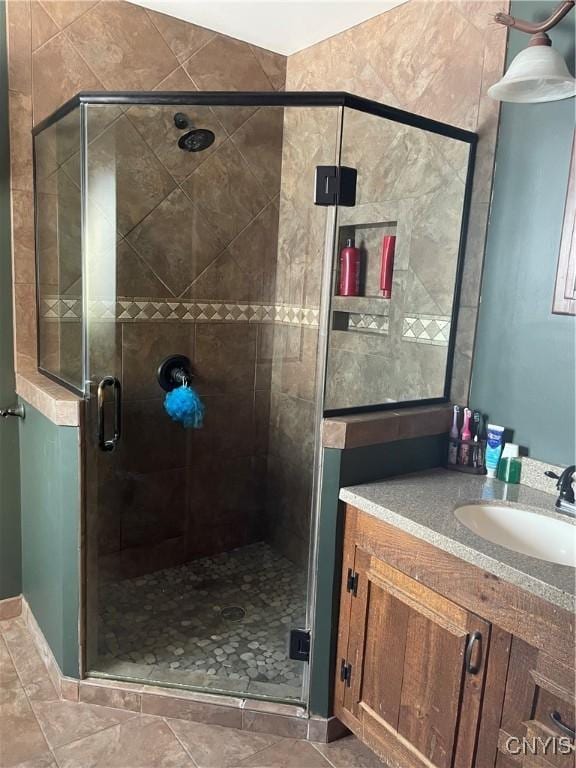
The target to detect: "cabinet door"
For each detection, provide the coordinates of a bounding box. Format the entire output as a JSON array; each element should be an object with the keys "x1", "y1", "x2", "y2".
[
  {"x1": 497, "y1": 638, "x2": 575, "y2": 768},
  {"x1": 335, "y1": 547, "x2": 490, "y2": 768}
]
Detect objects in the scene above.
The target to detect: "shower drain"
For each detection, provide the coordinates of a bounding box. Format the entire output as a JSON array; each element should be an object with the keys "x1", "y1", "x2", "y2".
[{"x1": 221, "y1": 606, "x2": 246, "y2": 622}]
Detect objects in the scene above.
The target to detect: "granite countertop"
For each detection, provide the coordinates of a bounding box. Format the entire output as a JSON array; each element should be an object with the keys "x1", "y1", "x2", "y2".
[{"x1": 340, "y1": 468, "x2": 575, "y2": 612}]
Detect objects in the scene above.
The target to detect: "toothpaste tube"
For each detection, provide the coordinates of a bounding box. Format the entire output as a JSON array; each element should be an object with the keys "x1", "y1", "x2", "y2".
[{"x1": 485, "y1": 424, "x2": 505, "y2": 478}]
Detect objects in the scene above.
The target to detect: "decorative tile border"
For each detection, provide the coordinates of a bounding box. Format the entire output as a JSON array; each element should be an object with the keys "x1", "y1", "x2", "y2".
[
  {"x1": 40, "y1": 297, "x2": 320, "y2": 328},
  {"x1": 402, "y1": 314, "x2": 451, "y2": 347},
  {"x1": 348, "y1": 313, "x2": 389, "y2": 335}
]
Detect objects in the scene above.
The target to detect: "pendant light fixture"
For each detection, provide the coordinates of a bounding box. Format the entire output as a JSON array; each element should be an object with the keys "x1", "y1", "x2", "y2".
[{"x1": 488, "y1": 0, "x2": 576, "y2": 103}]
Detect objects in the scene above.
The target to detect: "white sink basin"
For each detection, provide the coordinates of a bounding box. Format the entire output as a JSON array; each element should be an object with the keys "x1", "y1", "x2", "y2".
[{"x1": 454, "y1": 504, "x2": 576, "y2": 567}]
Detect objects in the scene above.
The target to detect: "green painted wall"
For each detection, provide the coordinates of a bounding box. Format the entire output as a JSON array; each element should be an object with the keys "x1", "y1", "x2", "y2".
[
  {"x1": 471, "y1": 0, "x2": 576, "y2": 465},
  {"x1": 309, "y1": 434, "x2": 447, "y2": 717},
  {"x1": 19, "y1": 403, "x2": 81, "y2": 677},
  {"x1": 0, "y1": 0, "x2": 22, "y2": 601}
]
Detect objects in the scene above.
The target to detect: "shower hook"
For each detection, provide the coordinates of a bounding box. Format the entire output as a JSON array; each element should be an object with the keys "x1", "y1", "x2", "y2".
[{"x1": 157, "y1": 354, "x2": 194, "y2": 392}]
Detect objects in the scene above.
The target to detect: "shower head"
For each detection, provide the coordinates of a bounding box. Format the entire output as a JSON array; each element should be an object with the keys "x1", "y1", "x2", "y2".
[{"x1": 178, "y1": 128, "x2": 216, "y2": 153}]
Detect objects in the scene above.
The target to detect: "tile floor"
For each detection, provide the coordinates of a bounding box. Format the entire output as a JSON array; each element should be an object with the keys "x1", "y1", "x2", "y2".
[
  {"x1": 0, "y1": 614, "x2": 386, "y2": 768},
  {"x1": 97, "y1": 543, "x2": 306, "y2": 700}
]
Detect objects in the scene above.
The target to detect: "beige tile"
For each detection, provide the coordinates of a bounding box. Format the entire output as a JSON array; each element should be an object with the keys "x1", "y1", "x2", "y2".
[
  {"x1": 237, "y1": 739, "x2": 331, "y2": 767},
  {"x1": 182, "y1": 139, "x2": 269, "y2": 254},
  {"x1": 231, "y1": 108, "x2": 284, "y2": 199},
  {"x1": 31, "y1": 2, "x2": 59, "y2": 50},
  {"x1": 30, "y1": 699, "x2": 135, "y2": 750},
  {"x1": 0, "y1": 641, "x2": 52, "y2": 768},
  {"x1": 460, "y1": 202, "x2": 489, "y2": 308},
  {"x1": 14, "y1": 371, "x2": 80, "y2": 427},
  {"x1": 241, "y1": 710, "x2": 308, "y2": 740},
  {"x1": 119, "y1": 467, "x2": 188, "y2": 549},
  {"x1": 13, "y1": 283, "x2": 37, "y2": 363},
  {"x1": 167, "y1": 720, "x2": 283, "y2": 768},
  {"x1": 145, "y1": 7, "x2": 216, "y2": 63},
  {"x1": 10, "y1": 751, "x2": 59, "y2": 768},
  {"x1": 2, "y1": 619, "x2": 59, "y2": 703},
  {"x1": 184, "y1": 35, "x2": 273, "y2": 93},
  {"x1": 79, "y1": 680, "x2": 142, "y2": 713},
  {"x1": 194, "y1": 323, "x2": 257, "y2": 394},
  {"x1": 66, "y1": 2, "x2": 179, "y2": 91},
  {"x1": 184, "y1": 251, "x2": 256, "y2": 303},
  {"x1": 249, "y1": 46, "x2": 287, "y2": 91},
  {"x1": 313, "y1": 735, "x2": 385, "y2": 767},
  {"x1": 154, "y1": 65, "x2": 198, "y2": 92},
  {"x1": 54, "y1": 716, "x2": 191, "y2": 768},
  {"x1": 0, "y1": 596, "x2": 22, "y2": 621},
  {"x1": 31, "y1": 33, "x2": 103, "y2": 124},
  {"x1": 59, "y1": 677, "x2": 79, "y2": 702},
  {"x1": 11, "y1": 190, "x2": 36, "y2": 284},
  {"x1": 141, "y1": 690, "x2": 242, "y2": 727},
  {"x1": 127, "y1": 187, "x2": 222, "y2": 294},
  {"x1": 6, "y1": 0, "x2": 32, "y2": 93},
  {"x1": 114, "y1": 398, "x2": 188, "y2": 474},
  {"x1": 38, "y1": 0, "x2": 98, "y2": 29},
  {"x1": 8, "y1": 90, "x2": 33, "y2": 192},
  {"x1": 226, "y1": 202, "x2": 280, "y2": 304},
  {"x1": 86, "y1": 115, "x2": 177, "y2": 237}
]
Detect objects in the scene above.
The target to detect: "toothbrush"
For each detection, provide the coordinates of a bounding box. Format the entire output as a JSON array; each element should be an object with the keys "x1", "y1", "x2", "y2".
[
  {"x1": 472, "y1": 411, "x2": 482, "y2": 468},
  {"x1": 448, "y1": 405, "x2": 460, "y2": 465},
  {"x1": 459, "y1": 408, "x2": 472, "y2": 465}
]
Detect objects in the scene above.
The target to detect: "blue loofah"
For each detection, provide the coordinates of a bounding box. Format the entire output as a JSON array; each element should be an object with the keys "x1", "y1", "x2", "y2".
[{"x1": 164, "y1": 385, "x2": 205, "y2": 429}]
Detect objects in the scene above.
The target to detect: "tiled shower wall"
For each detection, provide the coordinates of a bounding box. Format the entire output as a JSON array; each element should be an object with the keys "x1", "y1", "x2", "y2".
[
  {"x1": 325, "y1": 117, "x2": 470, "y2": 410},
  {"x1": 287, "y1": 0, "x2": 510, "y2": 407},
  {"x1": 6, "y1": 0, "x2": 291, "y2": 575},
  {"x1": 7, "y1": 0, "x2": 286, "y2": 372}
]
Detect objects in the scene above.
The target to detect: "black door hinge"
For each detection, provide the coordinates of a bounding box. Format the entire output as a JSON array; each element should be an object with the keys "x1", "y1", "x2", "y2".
[
  {"x1": 346, "y1": 568, "x2": 359, "y2": 596},
  {"x1": 340, "y1": 659, "x2": 352, "y2": 687},
  {"x1": 314, "y1": 166, "x2": 357, "y2": 206},
  {"x1": 289, "y1": 628, "x2": 311, "y2": 662}
]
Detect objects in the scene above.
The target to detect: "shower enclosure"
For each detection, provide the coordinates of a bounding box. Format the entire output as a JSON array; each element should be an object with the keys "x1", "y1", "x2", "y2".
[{"x1": 33, "y1": 92, "x2": 476, "y2": 707}]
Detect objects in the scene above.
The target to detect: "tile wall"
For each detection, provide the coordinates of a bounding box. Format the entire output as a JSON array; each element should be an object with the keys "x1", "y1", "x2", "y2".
[{"x1": 287, "y1": 0, "x2": 510, "y2": 406}]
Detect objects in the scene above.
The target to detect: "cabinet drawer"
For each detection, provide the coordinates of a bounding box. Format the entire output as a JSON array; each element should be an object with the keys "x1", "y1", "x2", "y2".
[{"x1": 499, "y1": 638, "x2": 575, "y2": 768}]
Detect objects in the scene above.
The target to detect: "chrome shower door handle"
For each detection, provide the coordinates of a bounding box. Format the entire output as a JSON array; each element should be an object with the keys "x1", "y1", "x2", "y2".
[{"x1": 97, "y1": 376, "x2": 121, "y2": 452}]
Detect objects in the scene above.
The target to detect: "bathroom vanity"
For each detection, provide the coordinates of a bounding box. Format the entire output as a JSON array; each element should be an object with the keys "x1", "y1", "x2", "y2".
[{"x1": 335, "y1": 470, "x2": 575, "y2": 768}]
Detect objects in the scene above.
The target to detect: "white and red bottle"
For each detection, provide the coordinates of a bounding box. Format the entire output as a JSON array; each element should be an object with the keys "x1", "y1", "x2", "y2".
[{"x1": 338, "y1": 237, "x2": 361, "y2": 296}]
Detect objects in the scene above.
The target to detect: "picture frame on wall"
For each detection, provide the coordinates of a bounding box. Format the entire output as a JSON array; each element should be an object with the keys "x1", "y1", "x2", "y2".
[{"x1": 552, "y1": 131, "x2": 576, "y2": 316}]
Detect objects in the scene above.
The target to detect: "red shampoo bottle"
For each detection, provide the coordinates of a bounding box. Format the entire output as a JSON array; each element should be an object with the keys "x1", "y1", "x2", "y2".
[
  {"x1": 380, "y1": 235, "x2": 396, "y2": 298},
  {"x1": 338, "y1": 237, "x2": 361, "y2": 296}
]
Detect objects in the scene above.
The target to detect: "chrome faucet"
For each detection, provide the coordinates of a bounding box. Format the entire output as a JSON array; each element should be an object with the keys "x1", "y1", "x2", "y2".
[{"x1": 545, "y1": 466, "x2": 576, "y2": 518}]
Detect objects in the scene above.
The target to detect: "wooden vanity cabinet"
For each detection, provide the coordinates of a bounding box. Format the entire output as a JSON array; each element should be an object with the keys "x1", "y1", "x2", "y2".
[{"x1": 334, "y1": 505, "x2": 576, "y2": 768}]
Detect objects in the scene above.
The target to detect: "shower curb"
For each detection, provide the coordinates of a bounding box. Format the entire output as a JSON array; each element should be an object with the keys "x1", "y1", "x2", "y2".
[{"x1": 8, "y1": 596, "x2": 348, "y2": 743}]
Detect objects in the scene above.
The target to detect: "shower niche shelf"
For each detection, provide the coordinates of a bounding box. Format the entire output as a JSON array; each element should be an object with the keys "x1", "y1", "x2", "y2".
[{"x1": 332, "y1": 220, "x2": 396, "y2": 336}]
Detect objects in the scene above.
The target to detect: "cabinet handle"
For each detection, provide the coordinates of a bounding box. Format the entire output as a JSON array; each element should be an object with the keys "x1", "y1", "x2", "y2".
[
  {"x1": 97, "y1": 376, "x2": 122, "y2": 452},
  {"x1": 465, "y1": 631, "x2": 482, "y2": 674},
  {"x1": 550, "y1": 711, "x2": 576, "y2": 740}
]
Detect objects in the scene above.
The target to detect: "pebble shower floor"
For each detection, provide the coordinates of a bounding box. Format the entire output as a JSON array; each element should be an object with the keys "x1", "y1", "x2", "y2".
[{"x1": 97, "y1": 542, "x2": 307, "y2": 700}]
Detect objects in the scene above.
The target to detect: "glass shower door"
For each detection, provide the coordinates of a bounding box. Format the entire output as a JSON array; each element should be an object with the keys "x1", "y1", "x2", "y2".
[{"x1": 82, "y1": 99, "x2": 342, "y2": 704}]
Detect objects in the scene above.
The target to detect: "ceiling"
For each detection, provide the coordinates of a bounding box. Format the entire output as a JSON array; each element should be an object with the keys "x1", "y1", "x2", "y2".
[{"x1": 130, "y1": 1, "x2": 408, "y2": 56}]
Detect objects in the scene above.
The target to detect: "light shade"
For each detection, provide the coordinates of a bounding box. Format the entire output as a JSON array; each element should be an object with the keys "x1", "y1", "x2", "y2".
[{"x1": 488, "y1": 43, "x2": 576, "y2": 103}]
